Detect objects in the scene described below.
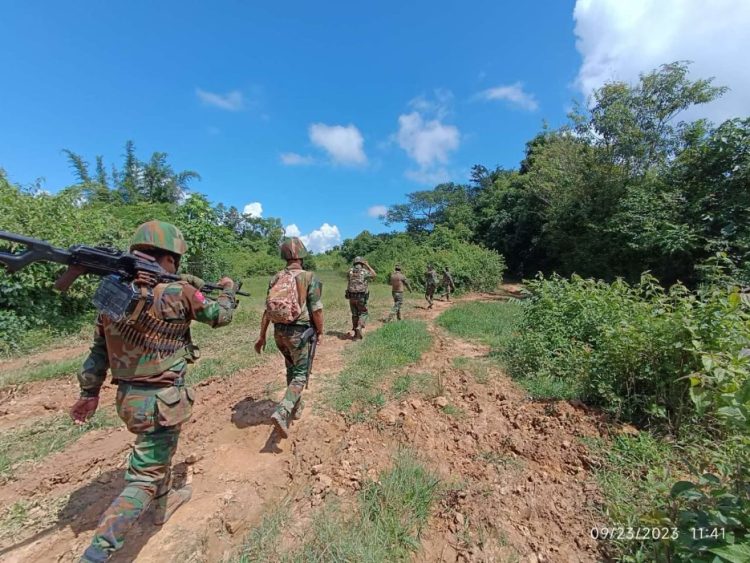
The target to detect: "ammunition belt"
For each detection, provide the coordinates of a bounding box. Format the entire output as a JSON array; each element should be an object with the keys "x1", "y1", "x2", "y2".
[{"x1": 114, "y1": 308, "x2": 191, "y2": 357}]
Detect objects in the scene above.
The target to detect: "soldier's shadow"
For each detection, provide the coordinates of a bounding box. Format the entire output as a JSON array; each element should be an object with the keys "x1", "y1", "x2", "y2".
[
  {"x1": 0, "y1": 462, "x2": 189, "y2": 561},
  {"x1": 326, "y1": 330, "x2": 350, "y2": 340},
  {"x1": 231, "y1": 396, "x2": 284, "y2": 454}
]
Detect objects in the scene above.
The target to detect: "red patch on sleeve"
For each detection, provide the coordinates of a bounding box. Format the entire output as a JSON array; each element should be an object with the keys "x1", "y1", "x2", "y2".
[{"x1": 194, "y1": 290, "x2": 206, "y2": 303}]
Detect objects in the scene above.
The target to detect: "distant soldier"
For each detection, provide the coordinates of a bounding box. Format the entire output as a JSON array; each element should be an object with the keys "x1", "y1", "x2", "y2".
[
  {"x1": 442, "y1": 266, "x2": 456, "y2": 301},
  {"x1": 424, "y1": 264, "x2": 438, "y2": 309},
  {"x1": 254, "y1": 237, "x2": 323, "y2": 439},
  {"x1": 73, "y1": 221, "x2": 236, "y2": 563},
  {"x1": 346, "y1": 256, "x2": 376, "y2": 340},
  {"x1": 387, "y1": 264, "x2": 412, "y2": 321}
]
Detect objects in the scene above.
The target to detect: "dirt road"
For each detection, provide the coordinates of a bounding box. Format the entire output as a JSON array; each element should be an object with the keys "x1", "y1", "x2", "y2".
[{"x1": 0, "y1": 294, "x2": 607, "y2": 562}]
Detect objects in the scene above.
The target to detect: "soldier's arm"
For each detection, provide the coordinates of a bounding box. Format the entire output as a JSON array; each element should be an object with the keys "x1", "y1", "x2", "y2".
[
  {"x1": 307, "y1": 275, "x2": 324, "y2": 337},
  {"x1": 364, "y1": 262, "x2": 377, "y2": 276},
  {"x1": 78, "y1": 317, "x2": 109, "y2": 397},
  {"x1": 185, "y1": 282, "x2": 236, "y2": 327},
  {"x1": 405, "y1": 277, "x2": 413, "y2": 292}
]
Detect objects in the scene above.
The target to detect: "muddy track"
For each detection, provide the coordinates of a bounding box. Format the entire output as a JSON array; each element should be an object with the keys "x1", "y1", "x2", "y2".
[{"x1": 1, "y1": 293, "x2": 608, "y2": 562}]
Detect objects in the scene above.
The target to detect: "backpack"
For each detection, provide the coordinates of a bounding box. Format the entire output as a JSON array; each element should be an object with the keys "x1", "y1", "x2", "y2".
[
  {"x1": 347, "y1": 266, "x2": 368, "y2": 293},
  {"x1": 266, "y1": 269, "x2": 304, "y2": 324}
]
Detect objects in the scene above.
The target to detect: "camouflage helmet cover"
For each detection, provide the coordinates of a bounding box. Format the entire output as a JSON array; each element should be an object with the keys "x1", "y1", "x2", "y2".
[
  {"x1": 279, "y1": 237, "x2": 309, "y2": 260},
  {"x1": 395, "y1": 264, "x2": 402, "y2": 270},
  {"x1": 130, "y1": 221, "x2": 188, "y2": 256},
  {"x1": 353, "y1": 256, "x2": 366, "y2": 265}
]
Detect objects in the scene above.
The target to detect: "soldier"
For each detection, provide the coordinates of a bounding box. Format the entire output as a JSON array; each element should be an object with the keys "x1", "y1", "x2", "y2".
[
  {"x1": 254, "y1": 237, "x2": 323, "y2": 439},
  {"x1": 442, "y1": 266, "x2": 456, "y2": 301},
  {"x1": 71, "y1": 221, "x2": 236, "y2": 563},
  {"x1": 424, "y1": 264, "x2": 438, "y2": 309},
  {"x1": 346, "y1": 256, "x2": 376, "y2": 340},
  {"x1": 387, "y1": 264, "x2": 412, "y2": 321}
]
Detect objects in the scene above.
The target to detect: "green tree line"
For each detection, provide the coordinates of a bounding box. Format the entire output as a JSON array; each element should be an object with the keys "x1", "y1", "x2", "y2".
[{"x1": 372, "y1": 62, "x2": 749, "y2": 286}]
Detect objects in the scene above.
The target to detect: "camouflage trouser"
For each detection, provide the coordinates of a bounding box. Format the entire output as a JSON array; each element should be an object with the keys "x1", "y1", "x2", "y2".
[
  {"x1": 443, "y1": 284, "x2": 453, "y2": 301},
  {"x1": 273, "y1": 324, "x2": 311, "y2": 422},
  {"x1": 348, "y1": 293, "x2": 369, "y2": 330},
  {"x1": 81, "y1": 381, "x2": 192, "y2": 562},
  {"x1": 425, "y1": 285, "x2": 436, "y2": 308},
  {"x1": 388, "y1": 291, "x2": 404, "y2": 320}
]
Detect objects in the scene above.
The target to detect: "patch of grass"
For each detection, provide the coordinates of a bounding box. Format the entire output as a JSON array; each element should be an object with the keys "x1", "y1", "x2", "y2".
[
  {"x1": 0, "y1": 494, "x2": 70, "y2": 544},
  {"x1": 582, "y1": 432, "x2": 680, "y2": 559},
  {"x1": 437, "y1": 301, "x2": 522, "y2": 352},
  {"x1": 519, "y1": 374, "x2": 582, "y2": 400},
  {"x1": 441, "y1": 404, "x2": 465, "y2": 418},
  {"x1": 234, "y1": 500, "x2": 290, "y2": 563},
  {"x1": 285, "y1": 452, "x2": 440, "y2": 562},
  {"x1": 330, "y1": 320, "x2": 432, "y2": 419},
  {"x1": 0, "y1": 355, "x2": 86, "y2": 390},
  {"x1": 0, "y1": 409, "x2": 118, "y2": 480},
  {"x1": 453, "y1": 356, "x2": 490, "y2": 384},
  {"x1": 391, "y1": 374, "x2": 413, "y2": 398}
]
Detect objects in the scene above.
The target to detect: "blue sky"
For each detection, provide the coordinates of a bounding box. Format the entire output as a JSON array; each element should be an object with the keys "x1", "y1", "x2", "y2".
[{"x1": 1, "y1": 1, "x2": 748, "y2": 251}]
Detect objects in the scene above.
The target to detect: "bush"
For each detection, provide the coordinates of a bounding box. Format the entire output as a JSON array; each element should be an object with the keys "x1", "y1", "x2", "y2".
[{"x1": 364, "y1": 229, "x2": 505, "y2": 293}]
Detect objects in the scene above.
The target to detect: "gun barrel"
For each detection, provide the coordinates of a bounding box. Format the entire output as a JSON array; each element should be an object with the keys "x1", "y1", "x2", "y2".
[{"x1": 0, "y1": 231, "x2": 72, "y2": 273}]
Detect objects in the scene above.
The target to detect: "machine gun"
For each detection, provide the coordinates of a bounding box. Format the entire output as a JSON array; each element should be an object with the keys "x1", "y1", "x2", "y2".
[{"x1": 0, "y1": 230, "x2": 249, "y2": 319}]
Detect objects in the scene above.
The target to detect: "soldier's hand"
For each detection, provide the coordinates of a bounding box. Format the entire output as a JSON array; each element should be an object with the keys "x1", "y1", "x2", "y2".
[
  {"x1": 254, "y1": 337, "x2": 266, "y2": 354},
  {"x1": 134, "y1": 270, "x2": 158, "y2": 287},
  {"x1": 70, "y1": 396, "x2": 99, "y2": 424},
  {"x1": 218, "y1": 277, "x2": 234, "y2": 290},
  {"x1": 180, "y1": 273, "x2": 205, "y2": 289}
]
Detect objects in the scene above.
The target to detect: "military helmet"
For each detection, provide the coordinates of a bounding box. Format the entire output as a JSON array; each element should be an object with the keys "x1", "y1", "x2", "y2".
[
  {"x1": 395, "y1": 264, "x2": 402, "y2": 271},
  {"x1": 130, "y1": 221, "x2": 187, "y2": 255},
  {"x1": 279, "y1": 237, "x2": 309, "y2": 260},
  {"x1": 353, "y1": 256, "x2": 366, "y2": 265}
]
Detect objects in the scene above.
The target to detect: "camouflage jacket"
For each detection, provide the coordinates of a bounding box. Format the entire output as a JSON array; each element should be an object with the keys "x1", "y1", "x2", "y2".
[
  {"x1": 389, "y1": 272, "x2": 411, "y2": 292},
  {"x1": 425, "y1": 270, "x2": 438, "y2": 288},
  {"x1": 443, "y1": 271, "x2": 455, "y2": 288},
  {"x1": 79, "y1": 281, "x2": 235, "y2": 395},
  {"x1": 267, "y1": 263, "x2": 323, "y2": 325}
]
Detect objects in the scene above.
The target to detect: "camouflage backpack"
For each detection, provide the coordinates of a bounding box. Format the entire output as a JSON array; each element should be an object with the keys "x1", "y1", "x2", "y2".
[
  {"x1": 347, "y1": 265, "x2": 368, "y2": 294},
  {"x1": 266, "y1": 269, "x2": 304, "y2": 324}
]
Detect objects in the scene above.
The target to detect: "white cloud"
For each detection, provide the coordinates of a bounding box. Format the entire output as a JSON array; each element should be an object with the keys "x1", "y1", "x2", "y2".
[
  {"x1": 309, "y1": 123, "x2": 367, "y2": 166},
  {"x1": 367, "y1": 205, "x2": 388, "y2": 218},
  {"x1": 478, "y1": 82, "x2": 539, "y2": 111},
  {"x1": 196, "y1": 88, "x2": 244, "y2": 111},
  {"x1": 285, "y1": 224, "x2": 302, "y2": 237},
  {"x1": 243, "y1": 202, "x2": 263, "y2": 218},
  {"x1": 284, "y1": 223, "x2": 341, "y2": 253},
  {"x1": 409, "y1": 88, "x2": 454, "y2": 119},
  {"x1": 280, "y1": 152, "x2": 315, "y2": 166},
  {"x1": 396, "y1": 112, "x2": 460, "y2": 169},
  {"x1": 573, "y1": 0, "x2": 750, "y2": 122}
]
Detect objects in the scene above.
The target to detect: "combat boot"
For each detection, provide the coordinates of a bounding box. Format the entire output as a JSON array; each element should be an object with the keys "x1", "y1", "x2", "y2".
[
  {"x1": 354, "y1": 328, "x2": 363, "y2": 340},
  {"x1": 153, "y1": 485, "x2": 192, "y2": 526},
  {"x1": 271, "y1": 410, "x2": 289, "y2": 438}
]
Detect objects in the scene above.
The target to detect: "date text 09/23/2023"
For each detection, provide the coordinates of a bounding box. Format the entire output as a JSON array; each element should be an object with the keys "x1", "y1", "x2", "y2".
[{"x1": 590, "y1": 527, "x2": 726, "y2": 541}]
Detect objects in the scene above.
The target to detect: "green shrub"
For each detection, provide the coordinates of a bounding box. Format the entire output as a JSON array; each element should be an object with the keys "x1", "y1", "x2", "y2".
[{"x1": 364, "y1": 229, "x2": 505, "y2": 293}]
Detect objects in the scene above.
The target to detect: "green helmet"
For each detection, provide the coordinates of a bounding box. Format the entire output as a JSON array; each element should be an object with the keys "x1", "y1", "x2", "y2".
[
  {"x1": 130, "y1": 221, "x2": 187, "y2": 255},
  {"x1": 353, "y1": 256, "x2": 366, "y2": 265},
  {"x1": 279, "y1": 237, "x2": 309, "y2": 260}
]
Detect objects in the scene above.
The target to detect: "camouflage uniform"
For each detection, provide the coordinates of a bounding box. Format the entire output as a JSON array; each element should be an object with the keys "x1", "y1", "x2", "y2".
[
  {"x1": 268, "y1": 264, "x2": 323, "y2": 424},
  {"x1": 424, "y1": 266, "x2": 438, "y2": 309},
  {"x1": 387, "y1": 269, "x2": 411, "y2": 321},
  {"x1": 79, "y1": 222, "x2": 235, "y2": 563},
  {"x1": 347, "y1": 261, "x2": 373, "y2": 335},
  {"x1": 442, "y1": 268, "x2": 455, "y2": 301}
]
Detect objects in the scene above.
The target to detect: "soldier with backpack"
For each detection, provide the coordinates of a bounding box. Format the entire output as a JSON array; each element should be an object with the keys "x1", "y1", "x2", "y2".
[
  {"x1": 346, "y1": 256, "x2": 376, "y2": 340},
  {"x1": 254, "y1": 237, "x2": 323, "y2": 439}
]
